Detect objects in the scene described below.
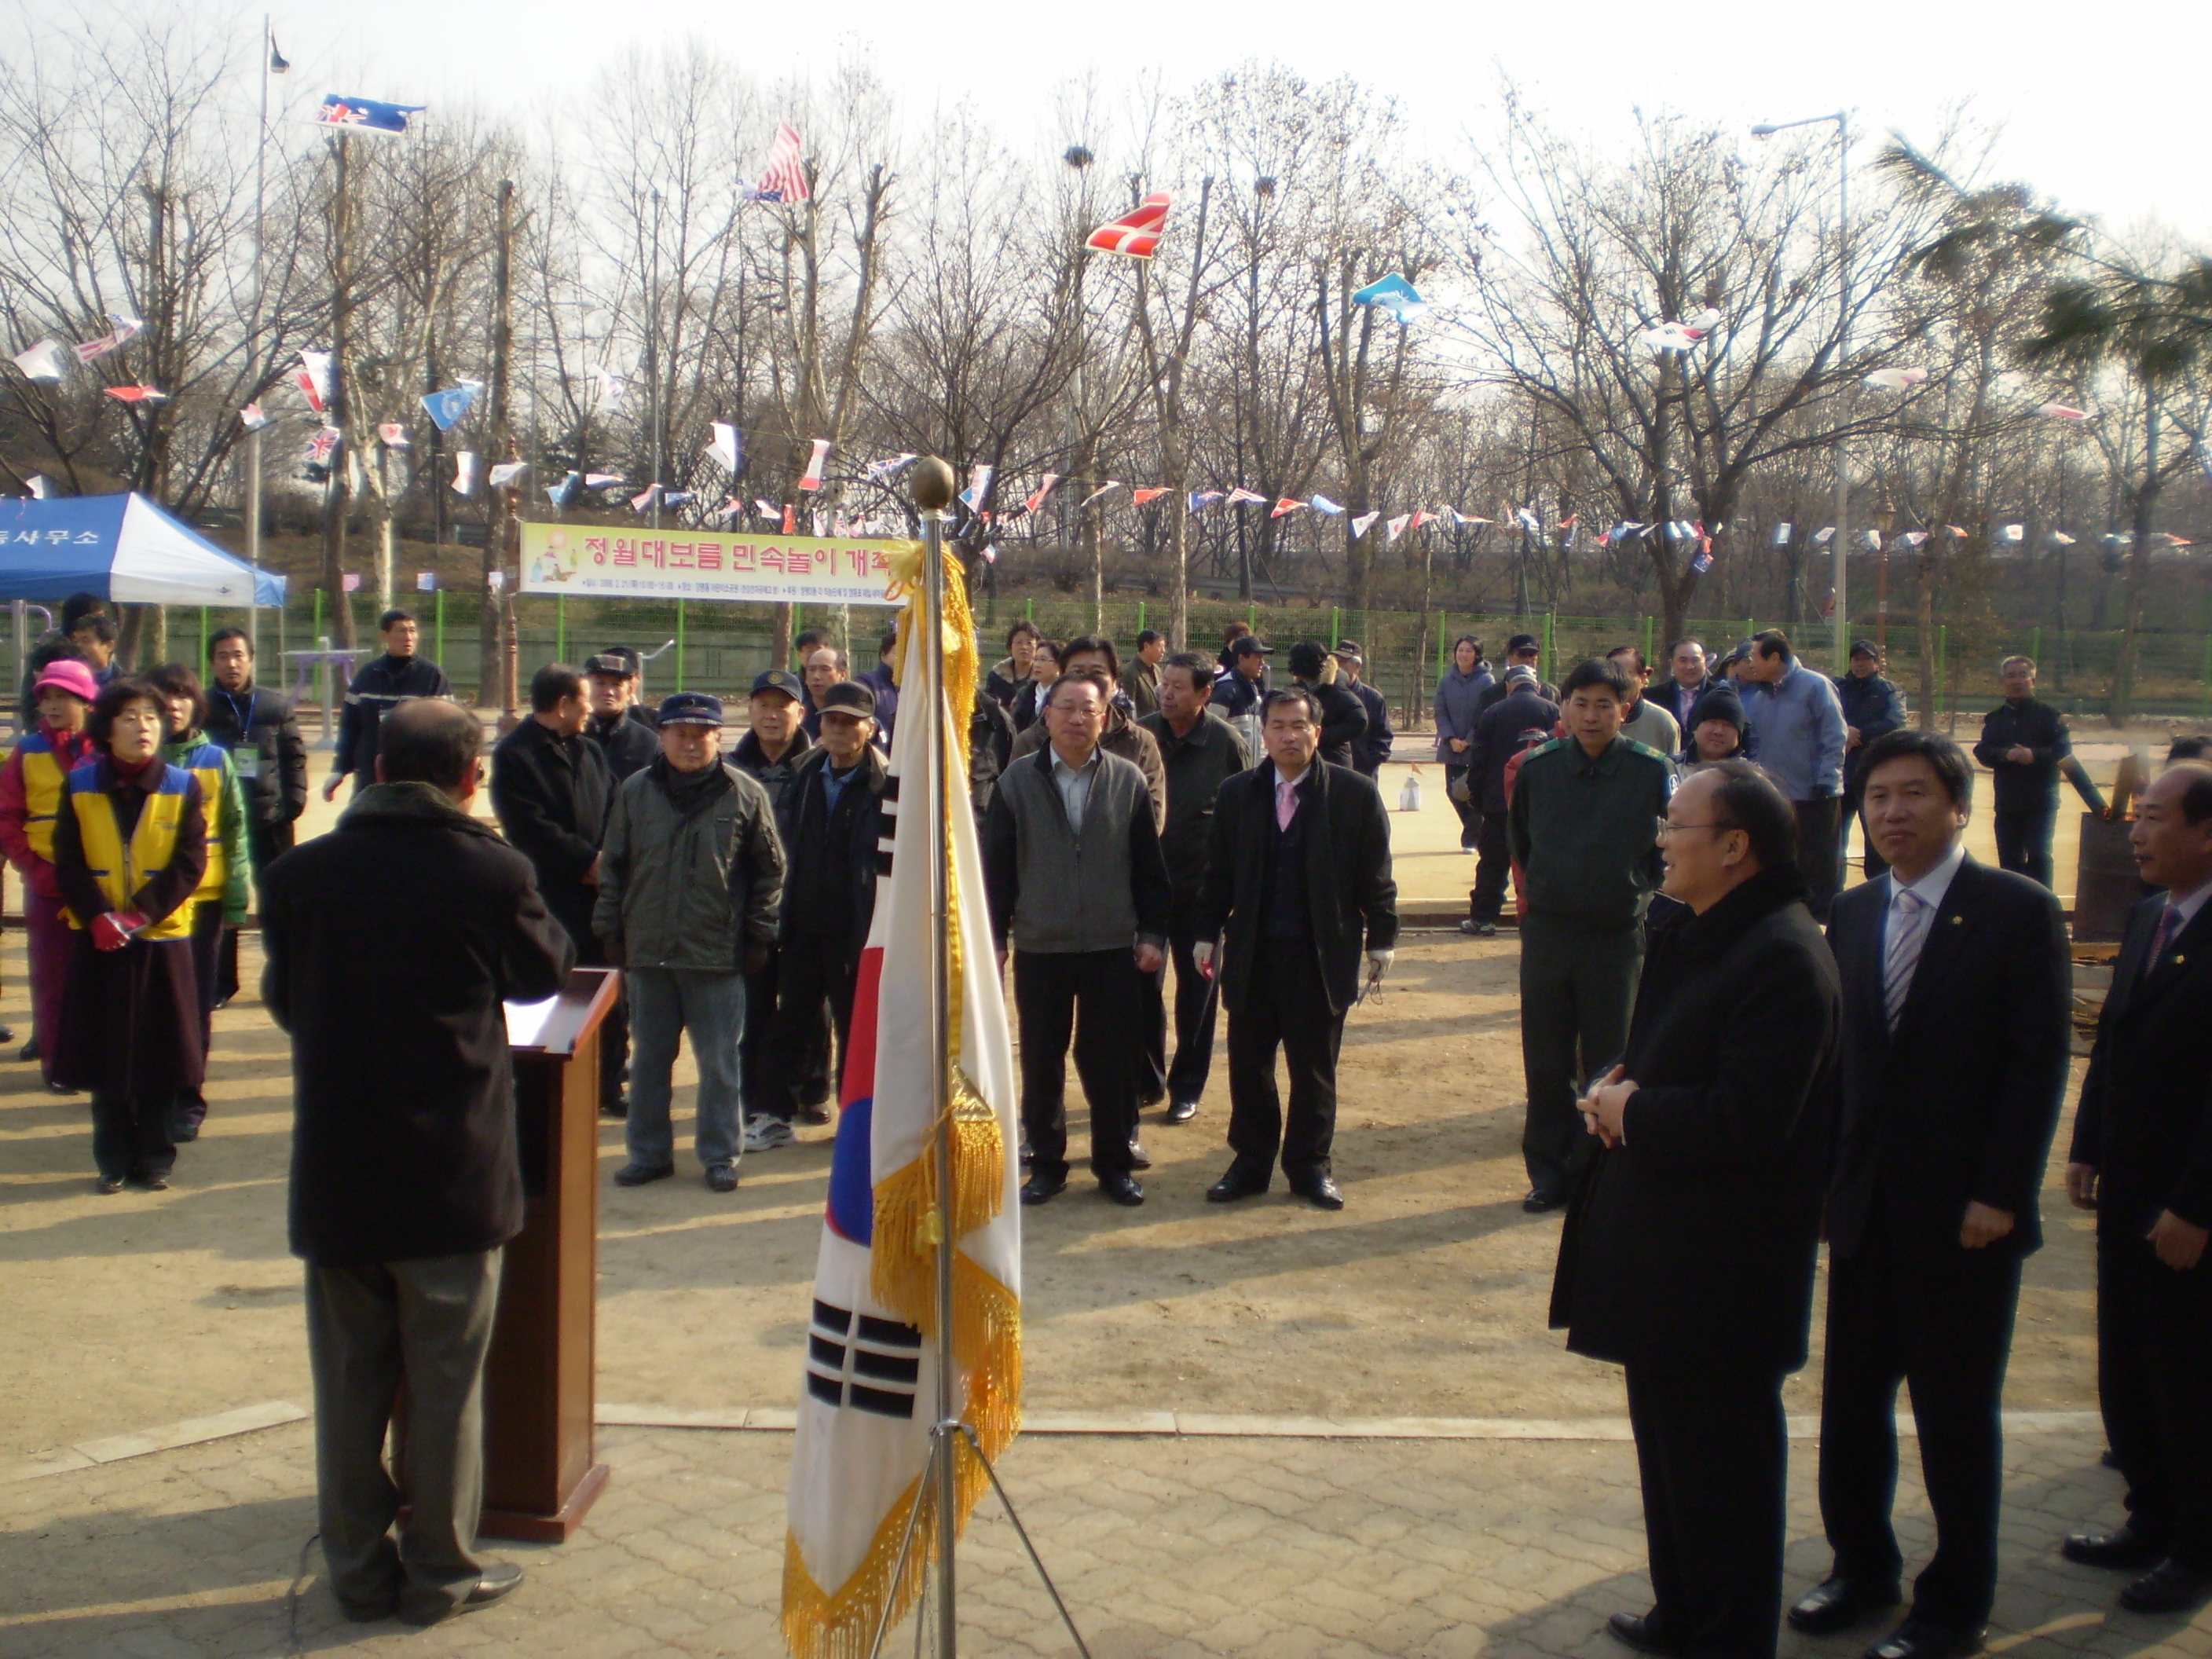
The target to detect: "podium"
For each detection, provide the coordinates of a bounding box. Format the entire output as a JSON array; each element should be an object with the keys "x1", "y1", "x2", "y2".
[{"x1": 481, "y1": 966, "x2": 621, "y2": 1541}]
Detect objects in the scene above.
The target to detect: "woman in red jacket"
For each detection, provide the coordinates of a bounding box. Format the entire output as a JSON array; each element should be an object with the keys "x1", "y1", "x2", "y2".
[{"x1": 0, "y1": 658, "x2": 100, "y2": 1086}]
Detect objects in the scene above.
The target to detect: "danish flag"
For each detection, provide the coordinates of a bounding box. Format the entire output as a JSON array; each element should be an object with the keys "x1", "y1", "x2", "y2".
[{"x1": 1087, "y1": 192, "x2": 1170, "y2": 259}]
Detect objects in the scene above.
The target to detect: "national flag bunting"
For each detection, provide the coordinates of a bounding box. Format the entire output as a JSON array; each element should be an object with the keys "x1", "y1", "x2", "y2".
[
  {"x1": 709, "y1": 422, "x2": 744, "y2": 474},
  {"x1": 1086, "y1": 192, "x2": 1170, "y2": 259},
  {"x1": 1131, "y1": 488, "x2": 1170, "y2": 507},
  {"x1": 1271, "y1": 497, "x2": 1306, "y2": 519},
  {"x1": 1385, "y1": 513, "x2": 1410, "y2": 542},
  {"x1": 1309, "y1": 493, "x2": 1345, "y2": 515},
  {"x1": 1024, "y1": 475, "x2": 1060, "y2": 515},
  {"x1": 1351, "y1": 511, "x2": 1380, "y2": 537},
  {"x1": 1080, "y1": 481, "x2": 1122, "y2": 508},
  {"x1": 1225, "y1": 487, "x2": 1267, "y2": 506},
  {"x1": 74, "y1": 317, "x2": 141, "y2": 364},
  {"x1": 782, "y1": 540, "x2": 1022, "y2": 1659},
  {"x1": 104, "y1": 385, "x2": 167, "y2": 404},
  {"x1": 452, "y1": 451, "x2": 478, "y2": 496},
  {"x1": 420, "y1": 383, "x2": 480, "y2": 432},
  {"x1": 10, "y1": 339, "x2": 71, "y2": 383},
  {"x1": 799, "y1": 438, "x2": 832, "y2": 493}
]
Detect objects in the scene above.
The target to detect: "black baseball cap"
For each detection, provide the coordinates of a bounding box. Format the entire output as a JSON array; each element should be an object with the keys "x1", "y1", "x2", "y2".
[
  {"x1": 1331, "y1": 639, "x2": 1364, "y2": 661},
  {"x1": 1507, "y1": 633, "x2": 1540, "y2": 655},
  {"x1": 584, "y1": 652, "x2": 634, "y2": 679},
  {"x1": 750, "y1": 668, "x2": 804, "y2": 701},
  {"x1": 1849, "y1": 639, "x2": 1882, "y2": 661},
  {"x1": 1231, "y1": 636, "x2": 1273, "y2": 657},
  {"x1": 655, "y1": 690, "x2": 724, "y2": 728},
  {"x1": 819, "y1": 679, "x2": 877, "y2": 717},
  {"x1": 595, "y1": 645, "x2": 643, "y2": 676}
]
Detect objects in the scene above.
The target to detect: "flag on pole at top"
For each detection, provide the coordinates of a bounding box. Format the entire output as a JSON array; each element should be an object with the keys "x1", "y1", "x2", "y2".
[
  {"x1": 1086, "y1": 192, "x2": 1170, "y2": 259},
  {"x1": 420, "y1": 382, "x2": 481, "y2": 432},
  {"x1": 782, "y1": 538, "x2": 1022, "y2": 1659},
  {"x1": 751, "y1": 123, "x2": 811, "y2": 203},
  {"x1": 268, "y1": 35, "x2": 289, "y2": 74},
  {"x1": 11, "y1": 339, "x2": 72, "y2": 382},
  {"x1": 799, "y1": 439, "x2": 832, "y2": 493},
  {"x1": 314, "y1": 94, "x2": 425, "y2": 137}
]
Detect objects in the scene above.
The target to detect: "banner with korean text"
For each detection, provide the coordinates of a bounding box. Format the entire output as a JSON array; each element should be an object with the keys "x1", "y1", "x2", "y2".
[{"x1": 518, "y1": 522, "x2": 899, "y2": 606}]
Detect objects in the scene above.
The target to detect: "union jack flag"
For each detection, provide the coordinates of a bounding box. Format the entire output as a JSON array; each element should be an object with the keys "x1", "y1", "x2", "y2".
[{"x1": 753, "y1": 123, "x2": 810, "y2": 204}]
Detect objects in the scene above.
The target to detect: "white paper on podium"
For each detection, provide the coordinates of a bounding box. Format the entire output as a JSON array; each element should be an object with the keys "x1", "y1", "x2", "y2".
[{"x1": 504, "y1": 995, "x2": 561, "y2": 1049}]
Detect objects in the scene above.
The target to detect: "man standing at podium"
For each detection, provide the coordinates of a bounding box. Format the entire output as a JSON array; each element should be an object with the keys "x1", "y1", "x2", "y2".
[{"x1": 262, "y1": 699, "x2": 573, "y2": 1626}]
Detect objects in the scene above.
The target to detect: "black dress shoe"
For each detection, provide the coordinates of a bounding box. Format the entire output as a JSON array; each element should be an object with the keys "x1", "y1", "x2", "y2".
[
  {"x1": 1099, "y1": 1172, "x2": 1144, "y2": 1207},
  {"x1": 600, "y1": 1097, "x2": 629, "y2": 1119},
  {"x1": 399, "y1": 1562, "x2": 523, "y2": 1625},
  {"x1": 2120, "y1": 1558, "x2": 2212, "y2": 1613},
  {"x1": 1789, "y1": 1577, "x2": 1902, "y2": 1634},
  {"x1": 1865, "y1": 1616, "x2": 1984, "y2": 1659},
  {"x1": 1206, "y1": 1167, "x2": 1269, "y2": 1203},
  {"x1": 1522, "y1": 1188, "x2": 1566, "y2": 1213},
  {"x1": 1606, "y1": 1610, "x2": 1683, "y2": 1656},
  {"x1": 1127, "y1": 1139, "x2": 1152, "y2": 1170},
  {"x1": 1164, "y1": 1098, "x2": 1198, "y2": 1124},
  {"x1": 1291, "y1": 1174, "x2": 1345, "y2": 1210},
  {"x1": 799, "y1": 1102, "x2": 833, "y2": 1126},
  {"x1": 1018, "y1": 1140, "x2": 1034, "y2": 1166},
  {"x1": 2064, "y1": 1526, "x2": 2166, "y2": 1569},
  {"x1": 613, "y1": 1163, "x2": 675, "y2": 1187},
  {"x1": 1020, "y1": 1174, "x2": 1067, "y2": 1206}
]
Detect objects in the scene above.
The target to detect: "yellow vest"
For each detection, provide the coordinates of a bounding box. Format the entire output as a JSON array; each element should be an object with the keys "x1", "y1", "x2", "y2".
[
  {"x1": 18, "y1": 739, "x2": 72, "y2": 862},
  {"x1": 64, "y1": 764, "x2": 195, "y2": 941},
  {"x1": 172, "y1": 742, "x2": 232, "y2": 904}
]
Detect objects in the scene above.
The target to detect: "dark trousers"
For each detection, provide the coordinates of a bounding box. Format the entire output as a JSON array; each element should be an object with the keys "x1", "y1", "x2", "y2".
[
  {"x1": 741, "y1": 949, "x2": 826, "y2": 1116},
  {"x1": 765, "y1": 935, "x2": 854, "y2": 1122},
  {"x1": 2099, "y1": 1235, "x2": 2212, "y2": 1567},
  {"x1": 1136, "y1": 949, "x2": 1169, "y2": 1107},
  {"x1": 217, "y1": 816, "x2": 296, "y2": 1004},
  {"x1": 176, "y1": 900, "x2": 224, "y2": 1134},
  {"x1": 1469, "y1": 811, "x2": 1513, "y2": 924},
  {"x1": 1818, "y1": 1229, "x2": 2022, "y2": 1628},
  {"x1": 1163, "y1": 913, "x2": 1223, "y2": 1104},
  {"x1": 1993, "y1": 809, "x2": 2056, "y2": 891},
  {"x1": 1795, "y1": 797, "x2": 1843, "y2": 921},
  {"x1": 1445, "y1": 767, "x2": 1479, "y2": 846},
  {"x1": 1841, "y1": 786, "x2": 1888, "y2": 881},
  {"x1": 304, "y1": 1250, "x2": 501, "y2": 1622},
  {"x1": 91, "y1": 1089, "x2": 179, "y2": 1182},
  {"x1": 1518, "y1": 914, "x2": 1641, "y2": 1196},
  {"x1": 1013, "y1": 947, "x2": 1141, "y2": 1184},
  {"x1": 1626, "y1": 1363, "x2": 1789, "y2": 1659},
  {"x1": 1224, "y1": 946, "x2": 1344, "y2": 1184}
]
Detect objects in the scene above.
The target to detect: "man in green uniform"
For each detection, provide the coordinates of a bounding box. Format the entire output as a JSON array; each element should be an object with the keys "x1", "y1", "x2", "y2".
[{"x1": 1507, "y1": 657, "x2": 1675, "y2": 1212}]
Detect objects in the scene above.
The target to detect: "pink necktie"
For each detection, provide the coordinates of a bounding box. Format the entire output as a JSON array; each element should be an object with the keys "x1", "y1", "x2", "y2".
[
  {"x1": 1276, "y1": 776, "x2": 1298, "y2": 831},
  {"x1": 2144, "y1": 903, "x2": 2181, "y2": 980}
]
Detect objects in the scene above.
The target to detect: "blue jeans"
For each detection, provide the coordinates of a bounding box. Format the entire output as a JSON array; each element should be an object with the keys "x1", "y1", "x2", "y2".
[{"x1": 624, "y1": 968, "x2": 745, "y2": 1171}]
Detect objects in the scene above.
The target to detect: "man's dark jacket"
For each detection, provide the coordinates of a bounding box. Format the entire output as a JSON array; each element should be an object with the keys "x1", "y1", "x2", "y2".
[
  {"x1": 262, "y1": 782, "x2": 573, "y2": 1265},
  {"x1": 586, "y1": 708, "x2": 660, "y2": 783},
  {"x1": 333, "y1": 653, "x2": 452, "y2": 786},
  {"x1": 1139, "y1": 708, "x2": 1252, "y2": 900},
  {"x1": 1347, "y1": 678, "x2": 1393, "y2": 775},
  {"x1": 203, "y1": 682, "x2": 309, "y2": 830},
  {"x1": 1973, "y1": 698, "x2": 2071, "y2": 813},
  {"x1": 774, "y1": 744, "x2": 887, "y2": 961},
  {"x1": 1298, "y1": 678, "x2": 1368, "y2": 770},
  {"x1": 1648, "y1": 675, "x2": 1710, "y2": 732},
  {"x1": 969, "y1": 690, "x2": 1013, "y2": 817},
  {"x1": 1550, "y1": 868, "x2": 1839, "y2": 1374},
  {"x1": 1826, "y1": 856, "x2": 2071, "y2": 1260},
  {"x1": 1192, "y1": 760, "x2": 1397, "y2": 1018},
  {"x1": 1465, "y1": 687, "x2": 1562, "y2": 815},
  {"x1": 490, "y1": 716, "x2": 612, "y2": 950},
  {"x1": 1213, "y1": 665, "x2": 1268, "y2": 720},
  {"x1": 1837, "y1": 672, "x2": 1909, "y2": 793},
  {"x1": 2071, "y1": 892, "x2": 2212, "y2": 1238},
  {"x1": 731, "y1": 725, "x2": 815, "y2": 811}
]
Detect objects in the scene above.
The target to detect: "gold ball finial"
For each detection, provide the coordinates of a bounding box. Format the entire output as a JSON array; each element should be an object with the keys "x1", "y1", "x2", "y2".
[{"x1": 911, "y1": 456, "x2": 956, "y2": 512}]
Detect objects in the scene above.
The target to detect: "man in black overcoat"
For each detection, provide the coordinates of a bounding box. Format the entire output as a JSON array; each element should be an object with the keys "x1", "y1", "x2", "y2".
[
  {"x1": 1192, "y1": 687, "x2": 1397, "y2": 1210},
  {"x1": 1551, "y1": 761, "x2": 1839, "y2": 1659},
  {"x1": 263, "y1": 700, "x2": 573, "y2": 1626},
  {"x1": 2061, "y1": 760, "x2": 2212, "y2": 1615},
  {"x1": 1792, "y1": 731, "x2": 2071, "y2": 1659}
]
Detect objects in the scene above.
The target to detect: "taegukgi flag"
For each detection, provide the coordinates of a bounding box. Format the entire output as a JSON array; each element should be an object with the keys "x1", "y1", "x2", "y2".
[{"x1": 782, "y1": 541, "x2": 1022, "y2": 1658}]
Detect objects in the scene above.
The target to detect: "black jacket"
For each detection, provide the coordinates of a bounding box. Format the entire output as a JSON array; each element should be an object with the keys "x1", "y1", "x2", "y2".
[
  {"x1": 1298, "y1": 678, "x2": 1370, "y2": 771},
  {"x1": 586, "y1": 709, "x2": 661, "y2": 783},
  {"x1": 969, "y1": 690, "x2": 1014, "y2": 817},
  {"x1": 2071, "y1": 892, "x2": 2212, "y2": 1237},
  {"x1": 262, "y1": 782, "x2": 573, "y2": 1266},
  {"x1": 490, "y1": 716, "x2": 612, "y2": 950},
  {"x1": 1213, "y1": 665, "x2": 1269, "y2": 720},
  {"x1": 1647, "y1": 676, "x2": 1710, "y2": 731},
  {"x1": 201, "y1": 682, "x2": 309, "y2": 830},
  {"x1": 731, "y1": 726, "x2": 815, "y2": 812},
  {"x1": 774, "y1": 744, "x2": 887, "y2": 961},
  {"x1": 1826, "y1": 856, "x2": 2071, "y2": 1260},
  {"x1": 1973, "y1": 698, "x2": 2071, "y2": 813},
  {"x1": 1477, "y1": 675, "x2": 1561, "y2": 718},
  {"x1": 333, "y1": 653, "x2": 453, "y2": 786},
  {"x1": 1346, "y1": 678, "x2": 1393, "y2": 775},
  {"x1": 1140, "y1": 708, "x2": 1253, "y2": 899},
  {"x1": 1550, "y1": 869, "x2": 1840, "y2": 1375},
  {"x1": 1466, "y1": 689, "x2": 1562, "y2": 815},
  {"x1": 1192, "y1": 760, "x2": 1397, "y2": 1018}
]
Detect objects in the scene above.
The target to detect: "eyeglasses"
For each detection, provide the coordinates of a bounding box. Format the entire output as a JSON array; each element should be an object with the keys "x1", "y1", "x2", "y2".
[{"x1": 1656, "y1": 817, "x2": 1735, "y2": 840}]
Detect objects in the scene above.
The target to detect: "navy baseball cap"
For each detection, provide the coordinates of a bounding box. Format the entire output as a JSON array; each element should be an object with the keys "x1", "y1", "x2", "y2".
[
  {"x1": 750, "y1": 668, "x2": 804, "y2": 701},
  {"x1": 655, "y1": 691, "x2": 724, "y2": 728},
  {"x1": 584, "y1": 652, "x2": 634, "y2": 678},
  {"x1": 1507, "y1": 633, "x2": 1540, "y2": 654},
  {"x1": 1231, "y1": 636, "x2": 1273, "y2": 657},
  {"x1": 819, "y1": 679, "x2": 877, "y2": 717}
]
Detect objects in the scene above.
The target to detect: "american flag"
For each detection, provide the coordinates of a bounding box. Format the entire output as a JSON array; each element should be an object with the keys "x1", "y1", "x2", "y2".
[{"x1": 754, "y1": 123, "x2": 810, "y2": 204}]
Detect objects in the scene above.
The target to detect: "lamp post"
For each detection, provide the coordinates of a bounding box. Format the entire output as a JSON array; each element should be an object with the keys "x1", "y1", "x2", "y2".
[{"x1": 1752, "y1": 111, "x2": 1851, "y2": 669}]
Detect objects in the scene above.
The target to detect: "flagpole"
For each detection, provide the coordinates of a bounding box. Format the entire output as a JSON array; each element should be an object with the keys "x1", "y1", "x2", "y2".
[
  {"x1": 250, "y1": 13, "x2": 269, "y2": 661},
  {"x1": 911, "y1": 455, "x2": 960, "y2": 1659}
]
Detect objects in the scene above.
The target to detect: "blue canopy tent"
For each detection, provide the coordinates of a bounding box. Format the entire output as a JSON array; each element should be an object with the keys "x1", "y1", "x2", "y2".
[{"x1": 0, "y1": 493, "x2": 285, "y2": 607}]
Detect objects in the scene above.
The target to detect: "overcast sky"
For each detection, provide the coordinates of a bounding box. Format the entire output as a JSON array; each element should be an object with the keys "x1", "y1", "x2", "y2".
[{"x1": 281, "y1": 0, "x2": 2202, "y2": 242}]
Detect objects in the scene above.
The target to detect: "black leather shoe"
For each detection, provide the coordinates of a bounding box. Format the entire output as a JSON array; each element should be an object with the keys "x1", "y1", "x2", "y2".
[
  {"x1": 399, "y1": 1562, "x2": 523, "y2": 1625},
  {"x1": 1606, "y1": 1610, "x2": 1683, "y2": 1656},
  {"x1": 1865, "y1": 1616, "x2": 1984, "y2": 1659},
  {"x1": 1127, "y1": 1139, "x2": 1152, "y2": 1170},
  {"x1": 1100, "y1": 1172, "x2": 1144, "y2": 1207},
  {"x1": 613, "y1": 1163, "x2": 675, "y2": 1187},
  {"x1": 705, "y1": 1164, "x2": 738, "y2": 1193},
  {"x1": 1020, "y1": 1174, "x2": 1067, "y2": 1206},
  {"x1": 2120, "y1": 1558, "x2": 2212, "y2": 1613},
  {"x1": 2064, "y1": 1526, "x2": 2166, "y2": 1569},
  {"x1": 1789, "y1": 1577, "x2": 1903, "y2": 1634},
  {"x1": 1018, "y1": 1140, "x2": 1034, "y2": 1166},
  {"x1": 1164, "y1": 1098, "x2": 1198, "y2": 1124},
  {"x1": 1522, "y1": 1188, "x2": 1566, "y2": 1213},
  {"x1": 1292, "y1": 1174, "x2": 1345, "y2": 1210},
  {"x1": 799, "y1": 1102, "x2": 833, "y2": 1126},
  {"x1": 600, "y1": 1097, "x2": 628, "y2": 1119},
  {"x1": 1207, "y1": 1167, "x2": 1269, "y2": 1203}
]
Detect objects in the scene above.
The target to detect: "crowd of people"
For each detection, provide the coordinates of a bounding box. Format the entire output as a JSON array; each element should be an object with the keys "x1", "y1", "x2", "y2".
[{"x1": 9, "y1": 595, "x2": 2210, "y2": 1646}]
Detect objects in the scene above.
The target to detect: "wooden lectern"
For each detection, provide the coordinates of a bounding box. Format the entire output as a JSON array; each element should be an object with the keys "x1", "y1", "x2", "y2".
[{"x1": 481, "y1": 965, "x2": 621, "y2": 1542}]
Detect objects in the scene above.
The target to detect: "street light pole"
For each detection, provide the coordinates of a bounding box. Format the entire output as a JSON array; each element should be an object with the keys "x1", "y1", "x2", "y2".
[{"x1": 1753, "y1": 111, "x2": 1851, "y2": 669}]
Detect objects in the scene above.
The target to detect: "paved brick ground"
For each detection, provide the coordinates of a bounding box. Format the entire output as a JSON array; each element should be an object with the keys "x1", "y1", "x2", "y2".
[{"x1": 3, "y1": 1417, "x2": 2207, "y2": 1657}]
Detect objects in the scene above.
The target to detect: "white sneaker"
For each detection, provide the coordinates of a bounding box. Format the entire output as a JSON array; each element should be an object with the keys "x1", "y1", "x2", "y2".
[{"x1": 743, "y1": 1116, "x2": 797, "y2": 1152}]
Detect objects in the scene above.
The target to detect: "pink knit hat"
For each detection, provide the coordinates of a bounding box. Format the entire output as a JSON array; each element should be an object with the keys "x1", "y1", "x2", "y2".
[{"x1": 33, "y1": 660, "x2": 99, "y2": 702}]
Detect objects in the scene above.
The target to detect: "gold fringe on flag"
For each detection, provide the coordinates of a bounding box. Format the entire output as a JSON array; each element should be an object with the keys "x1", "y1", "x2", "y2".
[{"x1": 870, "y1": 1071, "x2": 1005, "y2": 1325}]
